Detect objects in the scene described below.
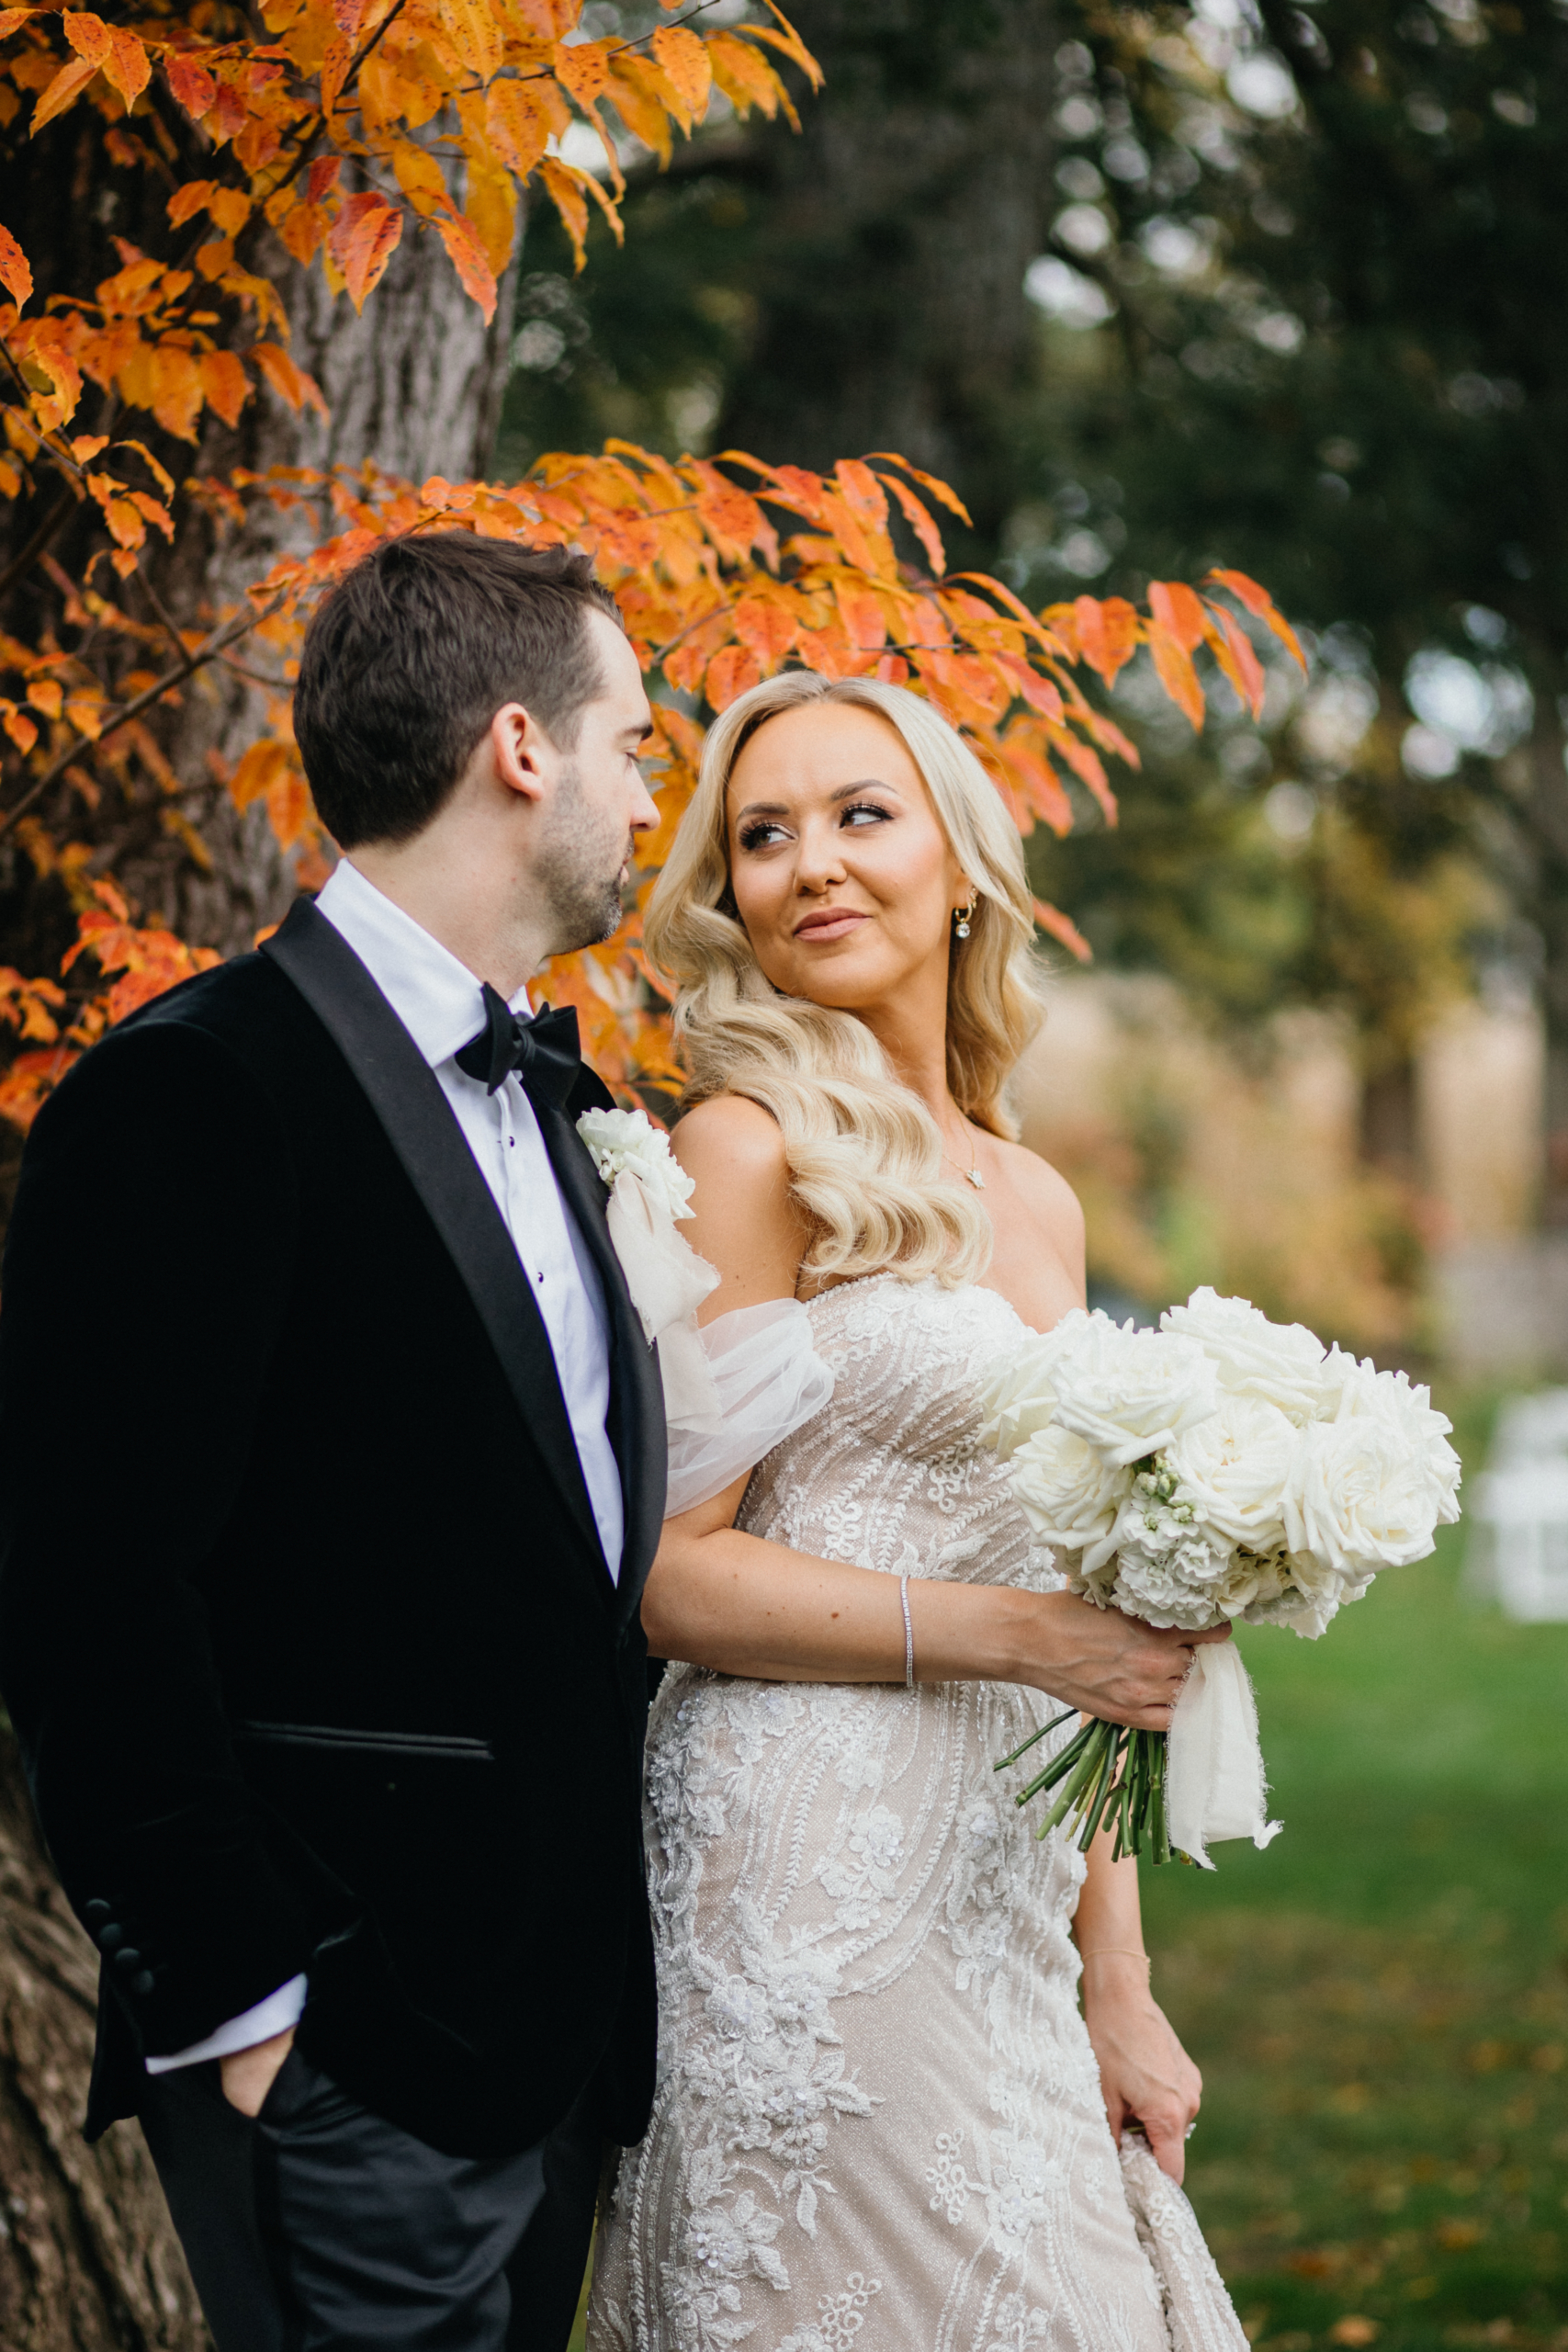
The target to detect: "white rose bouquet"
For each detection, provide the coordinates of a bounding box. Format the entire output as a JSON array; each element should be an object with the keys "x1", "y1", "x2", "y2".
[{"x1": 981, "y1": 1287, "x2": 1461, "y2": 1867}]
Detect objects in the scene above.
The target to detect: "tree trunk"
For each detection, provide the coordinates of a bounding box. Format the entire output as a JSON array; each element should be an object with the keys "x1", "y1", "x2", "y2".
[
  {"x1": 716, "y1": 0, "x2": 1060, "y2": 556},
  {"x1": 0, "y1": 1723, "x2": 209, "y2": 2351},
  {"x1": 0, "y1": 119, "x2": 519, "y2": 2342}
]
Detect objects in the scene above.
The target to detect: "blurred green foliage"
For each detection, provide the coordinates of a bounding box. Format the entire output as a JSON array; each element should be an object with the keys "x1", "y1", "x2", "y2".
[{"x1": 1148, "y1": 1394, "x2": 1568, "y2": 2348}]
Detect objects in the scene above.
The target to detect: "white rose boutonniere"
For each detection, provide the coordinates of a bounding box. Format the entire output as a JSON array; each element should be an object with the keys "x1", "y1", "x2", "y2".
[{"x1": 576, "y1": 1107, "x2": 722, "y2": 1430}]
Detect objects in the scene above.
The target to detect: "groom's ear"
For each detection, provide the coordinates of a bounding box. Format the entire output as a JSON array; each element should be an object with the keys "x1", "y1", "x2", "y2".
[{"x1": 486, "y1": 701, "x2": 555, "y2": 806}]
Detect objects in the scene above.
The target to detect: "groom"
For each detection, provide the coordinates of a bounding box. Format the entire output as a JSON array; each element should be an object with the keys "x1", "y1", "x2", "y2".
[{"x1": 0, "y1": 533, "x2": 665, "y2": 2349}]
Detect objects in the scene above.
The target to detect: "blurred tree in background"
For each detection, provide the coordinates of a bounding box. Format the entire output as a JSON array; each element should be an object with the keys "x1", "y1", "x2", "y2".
[{"x1": 505, "y1": 0, "x2": 1563, "y2": 1279}]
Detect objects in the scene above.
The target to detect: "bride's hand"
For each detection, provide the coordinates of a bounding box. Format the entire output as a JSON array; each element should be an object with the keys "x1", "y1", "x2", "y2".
[
  {"x1": 1080, "y1": 1952, "x2": 1201, "y2": 2185},
  {"x1": 1028, "y1": 1590, "x2": 1230, "y2": 1730}
]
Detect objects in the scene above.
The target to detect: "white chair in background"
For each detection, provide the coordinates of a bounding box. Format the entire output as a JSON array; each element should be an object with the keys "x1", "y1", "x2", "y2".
[{"x1": 1469, "y1": 1389, "x2": 1568, "y2": 1622}]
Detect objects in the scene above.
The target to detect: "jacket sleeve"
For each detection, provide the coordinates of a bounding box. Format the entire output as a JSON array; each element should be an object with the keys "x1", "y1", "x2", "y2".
[{"x1": 0, "y1": 1013, "x2": 321, "y2": 2056}]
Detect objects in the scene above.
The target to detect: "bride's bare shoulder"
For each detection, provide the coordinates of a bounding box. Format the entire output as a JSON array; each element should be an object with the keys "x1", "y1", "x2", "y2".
[
  {"x1": 671, "y1": 1094, "x2": 806, "y2": 1312},
  {"x1": 671, "y1": 1091, "x2": 788, "y2": 1184}
]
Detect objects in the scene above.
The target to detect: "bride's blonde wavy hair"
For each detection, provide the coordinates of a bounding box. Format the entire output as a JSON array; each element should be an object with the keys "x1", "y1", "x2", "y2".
[{"x1": 644, "y1": 672, "x2": 1044, "y2": 1289}]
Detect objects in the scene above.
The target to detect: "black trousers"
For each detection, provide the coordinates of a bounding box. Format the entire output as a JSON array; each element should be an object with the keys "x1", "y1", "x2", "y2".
[{"x1": 139, "y1": 2050, "x2": 604, "y2": 2352}]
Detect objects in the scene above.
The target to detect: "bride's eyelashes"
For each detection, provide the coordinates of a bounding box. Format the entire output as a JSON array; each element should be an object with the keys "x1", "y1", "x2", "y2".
[{"x1": 736, "y1": 799, "x2": 896, "y2": 855}]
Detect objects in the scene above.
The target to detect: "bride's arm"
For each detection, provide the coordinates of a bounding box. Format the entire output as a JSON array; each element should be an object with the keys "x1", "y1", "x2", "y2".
[
  {"x1": 640, "y1": 1097, "x2": 1216, "y2": 1730},
  {"x1": 1073, "y1": 1833, "x2": 1202, "y2": 2184}
]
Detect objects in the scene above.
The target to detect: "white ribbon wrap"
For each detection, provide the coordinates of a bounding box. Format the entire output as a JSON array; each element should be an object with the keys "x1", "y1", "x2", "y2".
[
  {"x1": 1166, "y1": 1641, "x2": 1281, "y2": 1871},
  {"x1": 602, "y1": 1168, "x2": 723, "y2": 1431}
]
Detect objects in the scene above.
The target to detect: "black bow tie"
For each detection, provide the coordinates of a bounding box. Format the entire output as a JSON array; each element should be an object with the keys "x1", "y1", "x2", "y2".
[{"x1": 455, "y1": 985, "x2": 581, "y2": 1110}]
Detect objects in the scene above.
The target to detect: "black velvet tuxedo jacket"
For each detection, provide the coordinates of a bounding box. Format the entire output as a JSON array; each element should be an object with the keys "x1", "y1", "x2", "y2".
[{"x1": 0, "y1": 898, "x2": 665, "y2": 2157}]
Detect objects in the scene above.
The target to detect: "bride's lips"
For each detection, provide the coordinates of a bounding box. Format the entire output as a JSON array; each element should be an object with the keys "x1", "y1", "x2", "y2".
[{"x1": 794, "y1": 909, "x2": 867, "y2": 943}]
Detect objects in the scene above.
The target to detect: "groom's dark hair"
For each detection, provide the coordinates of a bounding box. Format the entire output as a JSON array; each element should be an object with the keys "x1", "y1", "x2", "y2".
[{"x1": 294, "y1": 530, "x2": 624, "y2": 849}]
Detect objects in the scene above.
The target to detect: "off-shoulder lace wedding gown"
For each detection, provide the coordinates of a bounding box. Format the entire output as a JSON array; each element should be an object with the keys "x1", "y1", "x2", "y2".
[{"x1": 587, "y1": 1272, "x2": 1245, "y2": 2352}]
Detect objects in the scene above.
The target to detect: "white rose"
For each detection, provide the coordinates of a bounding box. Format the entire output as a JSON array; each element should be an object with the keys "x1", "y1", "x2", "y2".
[
  {"x1": 1160, "y1": 1394, "x2": 1296, "y2": 1552},
  {"x1": 1161, "y1": 1286, "x2": 1329, "y2": 1424},
  {"x1": 1007, "y1": 1421, "x2": 1130, "y2": 1566},
  {"x1": 977, "y1": 1308, "x2": 1095, "y2": 1459},
  {"x1": 1319, "y1": 1352, "x2": 1462, "y2": 1513},
  {"x1": 1048, "y1": 1319, "x2": 1219, "y2": 1469},
  {"x1": 576, "y1": 1106, "x2": 695, "y2": 1220},
  {"x1": 1282, "y1": 1409, "x2": 1458, "y2": 1577}
]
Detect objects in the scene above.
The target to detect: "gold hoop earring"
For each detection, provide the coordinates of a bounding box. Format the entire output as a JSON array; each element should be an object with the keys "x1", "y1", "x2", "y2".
[{"x1": 953, "y1": 896, "x2": 976, "y2": 941}]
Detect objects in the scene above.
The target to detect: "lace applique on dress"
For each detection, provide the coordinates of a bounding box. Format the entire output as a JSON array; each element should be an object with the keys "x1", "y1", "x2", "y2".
[{"x1": 587, "y1": 1273, "x2": 1247, "y2": 2352}]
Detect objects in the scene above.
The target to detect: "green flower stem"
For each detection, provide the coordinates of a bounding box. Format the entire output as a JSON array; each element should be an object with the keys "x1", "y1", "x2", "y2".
[
  {"x1": 996, "y1": 1719, "x2": 1188, "y2": 1868},
  {"x1": 994, "y1": 1708, "x2": 1078, "y2": 1774},
  {"x1": 1034, "y1": 1732, "x2": 1109, "y2": 1840},
  {"x1": 1013, "y1": 1717, "x2": 1097, "y2": 1808}
]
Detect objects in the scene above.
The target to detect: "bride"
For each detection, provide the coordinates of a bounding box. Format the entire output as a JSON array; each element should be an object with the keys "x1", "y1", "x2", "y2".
[{"x1": 587, "y1": 673, "x2": 1246, "y2": 2352}]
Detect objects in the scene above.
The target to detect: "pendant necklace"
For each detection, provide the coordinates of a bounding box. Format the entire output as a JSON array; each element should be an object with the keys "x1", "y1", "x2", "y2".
[{"x1": 942, "y1": 1123, "x2": 986, "y2": 1190}]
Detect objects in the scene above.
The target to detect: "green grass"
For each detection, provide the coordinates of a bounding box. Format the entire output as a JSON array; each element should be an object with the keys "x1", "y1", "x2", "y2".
[
  {"x1": 1145, "y1": 1393, "x2": 1568, "y2": 2351},
  {"x1": 573, "y1": 1393, "x2": 1568, "y2": 2352}
]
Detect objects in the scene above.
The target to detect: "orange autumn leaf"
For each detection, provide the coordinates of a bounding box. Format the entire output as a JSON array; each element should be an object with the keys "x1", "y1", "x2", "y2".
[
  {"x1": 1207, "y1": 567, "x2": 1307, "y2": 672},
  {"x1": 437, "y1": 0, "x2": 503, "y2": 82},
  {"x1": 1073, "y1": 595, "x2": 1140, "y2": 689},
  {"x1": 30, "y1": 53, "x2": 99, "y2": 132},
  {"x1": 876, "y1": 469, "x2": 945, "y2": 577},
  {"x1": 552, "y1": 36, "x2": 612, "y2": 110},
  {"x1": 1145, "y1": 621, "x2": 1205, "y2": 732},
  {"x1": 1032, "y1": 896, "x2": 1092, "y2": 963},
  {"x1": 198, "y1": 347, "x2": 250, "y2": 428},
  {"x1": 328, "y1": 192, "x2": 404, "y2": 311},
  {"x1": 538, "y1": 154, "x2": 590, "y2": 268},
  {"x1": 103, "y1": 27, "x2": 151, "y2": 104},
  {"x1": 486, "y1": 79, "x2": 552, "y2": 176},
  {"x1": 0, "y1": 221, "x2": 31, "y2": 310},
  {"x1": 650, "y1": 24, "x2": 710, "y2": 128},
  {"x1": 1147, "y1": 579, "x2": 1206, "y2": 653},
  {"x1": 1203, "y1": 605, "x2": 1268, "y2": 719},
  {"x1": 705, "y1": 642, "x2": 763, "y2": 709},
  {"x1": 434, "y1": 204, "x2": 496, "y2": 323},
  {"x1": 249, "y1": 341, "x2": 328, "y2": 416},
  {"x1": 150, "y1": 345, "x2": 204, "y2": 440},
  {"x1": 62, "y1": 10, "x2": 109, "y2": 66}
]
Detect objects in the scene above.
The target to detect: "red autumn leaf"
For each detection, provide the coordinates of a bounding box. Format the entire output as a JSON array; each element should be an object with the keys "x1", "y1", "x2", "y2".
[
  {"x1": 165, "y1": 51, "x2": 216, "y2": 118},
  {"x1": 307, "y1": 154, "x2": 343, "y2": 206},
  {"x1": 0, "y1": 221, "x2": 31, "y2": 311},
  {"x1": 328, "y1": 192, "x2": 404, "y2": 312}
]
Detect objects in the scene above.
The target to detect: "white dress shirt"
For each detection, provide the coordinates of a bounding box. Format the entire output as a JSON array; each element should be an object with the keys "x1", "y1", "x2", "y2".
[{"x1": 147, "y1": 858, "x2": 623, "y2": 2075}]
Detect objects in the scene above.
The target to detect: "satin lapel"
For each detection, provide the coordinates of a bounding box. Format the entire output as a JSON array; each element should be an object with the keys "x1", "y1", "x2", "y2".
[
  {"x1": 535, "y1": 1098, "x2": 667, "y2": 1631},
  {"x1": 260, "y1": 899, "x2": 604, "y2": 1577}
]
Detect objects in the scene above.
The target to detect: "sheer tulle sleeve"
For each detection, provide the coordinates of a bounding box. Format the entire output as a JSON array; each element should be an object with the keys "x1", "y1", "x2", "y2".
[{"x1": 664, "y1": 1299, "x2": 835, "y2": 1520}]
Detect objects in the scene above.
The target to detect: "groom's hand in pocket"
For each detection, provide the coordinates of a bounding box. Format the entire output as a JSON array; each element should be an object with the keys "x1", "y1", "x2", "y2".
[
  {"x1": 1029, "y1": 1592, "x2": 1231, "y2": 1728},
  {"x1": 219, "y1": 2027, "x2": 296, "y2": 2117}
]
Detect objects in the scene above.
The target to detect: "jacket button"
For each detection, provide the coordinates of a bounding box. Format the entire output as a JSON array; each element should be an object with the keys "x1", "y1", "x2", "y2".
[
  {"x1": 84, "y1": 1899, "x2": 111, "y2": 1927},
  {"x1": 112, "y1": 1947, "x2": 142, "y2": 1975},
  {"x1": 98, "y1": 1924, "x2": 125, "y2": 1952},
  {"x1": 130, "y1": 1971, "x2": 155, "y2": 1997}
]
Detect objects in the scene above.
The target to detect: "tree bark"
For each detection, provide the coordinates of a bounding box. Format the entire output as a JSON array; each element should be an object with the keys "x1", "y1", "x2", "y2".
[
  {"x1": 0, "y1": 1723, "x2": 209, "y2": 2350},
  {"x1": 0, "y1": 114, "x2": 519, "y2": 2346},
  {"x1": 716, "y1": 0, "x2": 1059, "y2": 555}
]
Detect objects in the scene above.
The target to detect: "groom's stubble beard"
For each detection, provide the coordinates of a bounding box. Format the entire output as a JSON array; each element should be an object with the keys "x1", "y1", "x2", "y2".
[{"x1": 532, "y1": 757, "x2": 633, "y2": 955}]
